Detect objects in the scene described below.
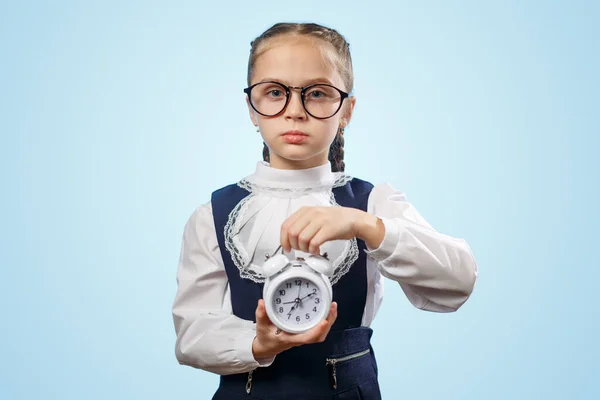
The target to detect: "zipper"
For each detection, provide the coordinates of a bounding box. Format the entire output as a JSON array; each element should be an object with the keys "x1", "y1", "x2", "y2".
[
  {"x1": 325, "y1": 348, "x2": 371, "y2": 389},
  {"x1": 246, "y1": 370, "x2": 254, "y2": 394}
]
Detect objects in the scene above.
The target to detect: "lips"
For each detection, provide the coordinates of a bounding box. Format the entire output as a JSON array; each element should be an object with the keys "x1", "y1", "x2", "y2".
[{"x1": 281, "y1": 130, "x2": 308, "y2": 144}]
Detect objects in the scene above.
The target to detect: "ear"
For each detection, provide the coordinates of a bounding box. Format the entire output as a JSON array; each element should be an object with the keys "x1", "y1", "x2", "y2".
[
  {"x1": 341, "y1": 96, "x2": 356, "y2": 128},
  {"x1": 246, "y1": 96, "x2": 259, "y2": 127}
]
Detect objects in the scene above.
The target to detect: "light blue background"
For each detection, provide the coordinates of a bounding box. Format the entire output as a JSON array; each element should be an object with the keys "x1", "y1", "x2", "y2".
[{"x1": 2, "y1": 1, "x2": 598, "y2": 399}]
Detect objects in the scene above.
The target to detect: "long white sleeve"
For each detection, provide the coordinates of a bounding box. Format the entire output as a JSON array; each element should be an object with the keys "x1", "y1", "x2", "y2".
[
  {"x1": 172, "y1": 203, "x2": 274, "y2": 375},
  {"x1": 366, "y1": 183, "x2": 478, "y2": 312}
]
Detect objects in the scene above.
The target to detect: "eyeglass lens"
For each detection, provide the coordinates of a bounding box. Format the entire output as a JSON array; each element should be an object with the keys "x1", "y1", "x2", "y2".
[{"x1": 249, "y1": 82, "x2": 343, "y2": 118}]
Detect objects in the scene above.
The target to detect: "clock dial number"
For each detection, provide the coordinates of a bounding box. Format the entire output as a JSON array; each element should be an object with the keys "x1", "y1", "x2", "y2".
[{"x1": 272, "y1": 278, "x2": 322, "y2": 327}]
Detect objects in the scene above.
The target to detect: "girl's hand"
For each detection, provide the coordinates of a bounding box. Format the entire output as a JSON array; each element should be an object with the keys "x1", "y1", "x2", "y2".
[
  {"x1": 252, "y1": 299, "x2": 338, "y2": 360},
  {"x1": 280, "y1": 206, "x2": 385, "y2": 254}
]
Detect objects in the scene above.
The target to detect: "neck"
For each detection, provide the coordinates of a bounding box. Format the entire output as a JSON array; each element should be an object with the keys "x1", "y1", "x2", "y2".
[{"x1": 268, "y1": 151, "x2": 330, "y2": 171}]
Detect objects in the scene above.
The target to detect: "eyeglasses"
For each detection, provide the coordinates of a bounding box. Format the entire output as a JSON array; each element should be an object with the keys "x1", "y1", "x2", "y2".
[{"x1": 243, "y1": 81, "x2": 349, "y2": 119}]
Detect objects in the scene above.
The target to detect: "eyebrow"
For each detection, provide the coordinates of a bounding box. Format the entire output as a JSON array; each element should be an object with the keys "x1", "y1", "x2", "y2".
[{"x1": 256, "y1": 77, "x2": 335, "y2": 86}]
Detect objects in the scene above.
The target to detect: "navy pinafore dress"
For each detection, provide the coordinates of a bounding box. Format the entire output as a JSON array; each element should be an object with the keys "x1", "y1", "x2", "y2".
[{"x1": 210, "y1": 178, "x2": 382, "y2": 400}]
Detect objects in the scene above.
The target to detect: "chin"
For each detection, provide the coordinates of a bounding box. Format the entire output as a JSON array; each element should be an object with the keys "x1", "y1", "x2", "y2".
[
  {"x1": 277, "y1": 147, "x2": 320, "y2": 161},
  {"x1": 271, "y1": 145, "x2": 328, "y2": 163}
]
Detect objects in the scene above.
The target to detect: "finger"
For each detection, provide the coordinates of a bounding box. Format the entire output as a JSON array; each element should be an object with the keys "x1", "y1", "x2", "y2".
[
  {"x1": 312, "y1": 306, "x2": 337, "y2": 343},
  {"x1": 283, "y1": 207, "x2": 305, "y2": 227},
  {"x1": 280, "y1": 210, "x2": 302, "y2": 253},
  {"x1": 308, "y1": 227, "x2": 332, "y2": 255},
  {"x1": 307, "y1": 227, "x2": 326, "y2": 255},
  {"x1": 297, "y1": 220, "x2": 322, "y2": 253},
  {"x1": 285, "y1": 215, "x2": 312, "y2": 253},
  {"x1": 255, "y1": 299, "x2": 272, "y2": 328},
  {"x1": 291, "y1": 302, "x2": 338, "y2": 344},
  {"x1": 281, "y1": 207, "x2": 313, "y2": 252},
  {"x1": 312, "y1": 302, "x2": 338, "y2": 343},
  {"x1": 326, "y1": 302, "x2": 338, "y2": 323},
  {"x1": 309, "y1": 320, "x2": 332, "y2": 344},
  {"x1": 288, "y1": 324, "x2": 320, "y2": 345},
  {"x1": 317, "y1": 302, "x2": 338, "y2": 342}
]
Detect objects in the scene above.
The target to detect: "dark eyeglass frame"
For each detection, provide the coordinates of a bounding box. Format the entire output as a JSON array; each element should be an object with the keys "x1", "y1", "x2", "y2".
[{"x1": 243, "y1": 81, "x2": 350, "y2": 119}]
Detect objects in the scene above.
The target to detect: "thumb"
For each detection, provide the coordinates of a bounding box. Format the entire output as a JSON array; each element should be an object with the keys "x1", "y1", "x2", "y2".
[{"x1": 255, "y1": 299, "x2": 270, "y2": 326}]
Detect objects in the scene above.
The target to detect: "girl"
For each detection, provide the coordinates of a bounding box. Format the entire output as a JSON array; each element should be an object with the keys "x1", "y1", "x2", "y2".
[{"x1": 172, "y1": 22, "x2": 478, "y2": 399}]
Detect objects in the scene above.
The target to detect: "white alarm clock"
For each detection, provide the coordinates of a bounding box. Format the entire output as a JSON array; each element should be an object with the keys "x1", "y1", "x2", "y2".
[{"x1": 262, "y1": 249, "x2": 334, "y2": 334}]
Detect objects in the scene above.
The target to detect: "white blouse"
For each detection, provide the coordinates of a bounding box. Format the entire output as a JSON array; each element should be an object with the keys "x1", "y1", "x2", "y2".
[{"x1": 172, "y1": 161, "x2": 478, "y2": 376}]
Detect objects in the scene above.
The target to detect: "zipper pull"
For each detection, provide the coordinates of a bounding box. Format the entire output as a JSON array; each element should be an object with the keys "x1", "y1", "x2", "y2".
[
  {"x1": 325, "y1": 359, "x2": 337, "y2": 389},
  {"x1": 246, "y1": 370, "x2": 253, "y2": 394}
]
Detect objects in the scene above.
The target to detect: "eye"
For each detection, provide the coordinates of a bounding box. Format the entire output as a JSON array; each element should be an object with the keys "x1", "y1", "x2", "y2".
[
  {"x1": 267, "y1": 89, "x2": 285, "y2": 98},
  {"x1": 305, "y1": 85, "x2": 337, "y2": 101},
  {"x1": 308, "y1": 90, "x2": 324, "y2": 98}
]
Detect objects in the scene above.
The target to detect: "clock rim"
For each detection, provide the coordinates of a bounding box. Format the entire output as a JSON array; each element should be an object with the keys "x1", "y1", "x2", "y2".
[{"x1": 264, "y1": 265, "x2": 332, "y2": 334}]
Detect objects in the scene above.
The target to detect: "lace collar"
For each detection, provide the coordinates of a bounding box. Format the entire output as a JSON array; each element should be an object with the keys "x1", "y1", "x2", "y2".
[
  {"x1": 223, "y1": 161, "x2": 358, "y2": 285},
  {"x1": 239, "y1": 161, "x2": 352, "y2": 197}
]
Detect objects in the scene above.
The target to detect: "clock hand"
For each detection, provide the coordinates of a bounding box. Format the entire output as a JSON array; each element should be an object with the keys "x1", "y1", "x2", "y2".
[
  {"x1": 298, "y1": 292, "x2": 316, "y2": 302},
  {"x1": 295, "y1": 292, "x2": 316, "y2": 310},
  {"x1": 287, "y1": 303, "x2": 297, "y2": 319}
]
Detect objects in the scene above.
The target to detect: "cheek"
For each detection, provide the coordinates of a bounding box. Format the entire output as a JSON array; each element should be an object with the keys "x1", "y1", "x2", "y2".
[
  {"x1": 319, "y1": 121, "x2": 341, "y2": 142},
  {"x1": 256, "y1": 118, "x2": 278, "y2": 137}
]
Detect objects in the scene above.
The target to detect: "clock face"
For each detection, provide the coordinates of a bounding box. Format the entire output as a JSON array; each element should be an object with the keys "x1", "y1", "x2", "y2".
[{"x1": 270, "y1": 276, "x2": 324, "y2": 329}]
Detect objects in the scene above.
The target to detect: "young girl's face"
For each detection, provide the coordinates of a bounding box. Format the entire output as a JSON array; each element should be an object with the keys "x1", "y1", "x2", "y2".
[{"x1": 248, "y1": 36, "x2": 355, "y2": 170}]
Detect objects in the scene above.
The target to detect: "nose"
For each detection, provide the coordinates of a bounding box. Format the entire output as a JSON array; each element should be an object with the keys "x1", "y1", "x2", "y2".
[{"x1": 283, "y1": 88, "x2": 307, "y2": 120}]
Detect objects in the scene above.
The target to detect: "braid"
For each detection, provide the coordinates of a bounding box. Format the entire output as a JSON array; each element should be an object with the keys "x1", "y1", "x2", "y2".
[
  {"x1": 262, "y1": 142, "x2": 270, "y2": 163},
  {"x1": 328, "y1": 128, "x2": 345, "y2": 172},
  {"x1": 249, "y1": 23, "x2": 353, "y2": 172}
]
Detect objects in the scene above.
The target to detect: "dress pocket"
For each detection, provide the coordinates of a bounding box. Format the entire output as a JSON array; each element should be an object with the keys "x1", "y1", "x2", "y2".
[
  {"x1": 325, "y1": 348, "x2": 371, "y2": 389},
  {"x1": 325, "y1": 347, "x2": 378, "y2": 393}
]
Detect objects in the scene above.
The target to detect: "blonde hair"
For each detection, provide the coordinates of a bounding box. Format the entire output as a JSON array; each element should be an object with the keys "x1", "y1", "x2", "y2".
[
  {"x1": 248, "y1": 22, "x2": 354, "y2": 92},
  {"x1": 247, "y1": 22, "x2": 354, "y2": 172}
]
